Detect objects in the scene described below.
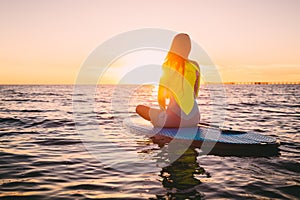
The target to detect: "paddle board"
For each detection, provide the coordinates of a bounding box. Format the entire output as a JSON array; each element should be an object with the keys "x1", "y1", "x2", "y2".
[{"x1": 124, "y1": 118, "x2": 280, "y2": 156}]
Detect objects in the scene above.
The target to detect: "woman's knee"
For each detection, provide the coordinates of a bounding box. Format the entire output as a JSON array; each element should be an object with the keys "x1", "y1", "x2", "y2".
[
  {"x1": 136, "y1": 105, "x2": 148, "y2": 114},
  {"x1": 135, "y1": 105, "x2": 142, "y2": 113},
  {"x1": 136, "y1": 105, "x2": 151, "y2": 121}
]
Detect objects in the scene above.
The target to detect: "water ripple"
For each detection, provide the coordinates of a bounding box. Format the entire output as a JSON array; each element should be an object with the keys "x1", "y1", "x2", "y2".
[{"x1": 0, "y1": 85, "x2": 299, "y2": 199}]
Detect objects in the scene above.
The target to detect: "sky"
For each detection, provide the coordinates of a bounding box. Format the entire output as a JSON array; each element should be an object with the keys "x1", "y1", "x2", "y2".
[{"x1": 0, "y1": 0, "x2": 299, "y2": 84}]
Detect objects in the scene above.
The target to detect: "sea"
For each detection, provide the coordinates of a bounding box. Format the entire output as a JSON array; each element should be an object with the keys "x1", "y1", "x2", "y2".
[{"x1": 0, "y1": 84, "x2": 299, "y2": 199}]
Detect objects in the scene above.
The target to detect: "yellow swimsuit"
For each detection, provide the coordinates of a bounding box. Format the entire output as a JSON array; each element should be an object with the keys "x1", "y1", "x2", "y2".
[{"x1": 158, "y1": 58, "x2": 200, "y2": 116}]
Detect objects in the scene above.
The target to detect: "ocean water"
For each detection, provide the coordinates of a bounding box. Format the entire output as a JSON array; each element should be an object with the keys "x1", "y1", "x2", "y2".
[{"x1": 0, "y1": 84, "x2": 299, "y2": 199}]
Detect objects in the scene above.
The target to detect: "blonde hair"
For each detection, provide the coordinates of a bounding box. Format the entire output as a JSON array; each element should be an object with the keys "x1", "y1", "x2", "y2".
[{"x1": 163, "y1": 33, "x2": 191, "y2": 76}]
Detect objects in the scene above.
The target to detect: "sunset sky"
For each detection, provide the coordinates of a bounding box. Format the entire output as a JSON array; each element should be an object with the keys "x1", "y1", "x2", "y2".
[{"x1": 0, "y1": 0, "x2": 299, "y2": 84}]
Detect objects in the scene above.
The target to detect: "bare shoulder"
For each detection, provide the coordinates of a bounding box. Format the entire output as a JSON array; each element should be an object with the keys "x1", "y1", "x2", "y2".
[{"x1": 189, "y1": 60, "x2": 200, "y2": 70}]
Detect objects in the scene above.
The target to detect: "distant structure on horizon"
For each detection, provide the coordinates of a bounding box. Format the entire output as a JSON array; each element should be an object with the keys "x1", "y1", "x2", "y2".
[{"x1": 206, "y1": 82, "x2": 300, "y2": 85}]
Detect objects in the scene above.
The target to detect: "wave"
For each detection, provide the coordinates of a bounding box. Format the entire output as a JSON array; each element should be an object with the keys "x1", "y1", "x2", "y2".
[
  {"x1": 0, "y1": 117, "x2": 75, "y2": 129},
  {"x1": 33, "y1": 138, "x2": 82, "y2": 146}
]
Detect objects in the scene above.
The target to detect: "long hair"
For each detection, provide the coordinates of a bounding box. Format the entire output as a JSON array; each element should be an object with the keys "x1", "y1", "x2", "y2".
[
  {"x1": 158, "y1": 34, "x2": 192, "y2": 109},
  {"x1": 164, "y1": 33, "x2": 191, "y2": 77},
  {"x1": 163, "y1": 52, "x2": 186, "y2": 77}
]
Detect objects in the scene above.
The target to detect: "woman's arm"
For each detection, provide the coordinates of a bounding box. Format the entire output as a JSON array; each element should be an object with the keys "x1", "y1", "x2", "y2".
[{"x1": 189, "y1": 60, "x2": 200, "y2": 97}]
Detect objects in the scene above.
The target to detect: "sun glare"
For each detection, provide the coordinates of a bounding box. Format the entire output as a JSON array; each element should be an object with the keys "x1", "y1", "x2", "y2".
[{"x1": 98, "y1": 50, "x2": 165, "y2": 85}]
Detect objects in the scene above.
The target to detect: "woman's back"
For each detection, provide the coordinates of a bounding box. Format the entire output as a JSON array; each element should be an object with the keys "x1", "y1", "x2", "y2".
[
  {"x1": 136, "y1": 33, "x2": 201, "y2": 128},
  {"x1": 164, "y1": 59, "x2": 200, "y2": 127}
]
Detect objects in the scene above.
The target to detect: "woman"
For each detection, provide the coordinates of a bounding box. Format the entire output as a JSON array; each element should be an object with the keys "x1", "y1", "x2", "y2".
[{"x1": 136, "y1": 33, "x2": 200, "y2": 128}]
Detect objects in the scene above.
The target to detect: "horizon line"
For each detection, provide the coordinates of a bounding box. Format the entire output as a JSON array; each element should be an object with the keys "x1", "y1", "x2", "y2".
[{"x1": 0, "y1": 81, "x2": 299, "y2": 86}]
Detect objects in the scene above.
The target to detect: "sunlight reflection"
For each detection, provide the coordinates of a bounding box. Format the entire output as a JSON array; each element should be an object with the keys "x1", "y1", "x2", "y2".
[{"x1": 98, "y1": 49, "x2": 165, "y2": 85}]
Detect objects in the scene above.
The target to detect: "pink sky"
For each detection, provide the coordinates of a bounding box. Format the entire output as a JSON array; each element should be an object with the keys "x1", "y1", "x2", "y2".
[{"x1": 0, "y1": 0, "x2": 299, "y2": 84}]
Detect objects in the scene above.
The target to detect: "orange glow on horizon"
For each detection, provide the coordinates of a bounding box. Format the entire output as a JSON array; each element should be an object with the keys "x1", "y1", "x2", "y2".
[{"x1": 0, "y1": 1, "x2": 299, "y2": 84}]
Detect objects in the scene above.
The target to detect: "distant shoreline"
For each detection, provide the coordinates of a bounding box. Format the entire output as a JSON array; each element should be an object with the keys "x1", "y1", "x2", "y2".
[
  {"x1": 211, "y1": 82, "x2": 300, "y2": 85},
  {"x1": 0, "y1": 82, "x2": 299, "y2": 86}
]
